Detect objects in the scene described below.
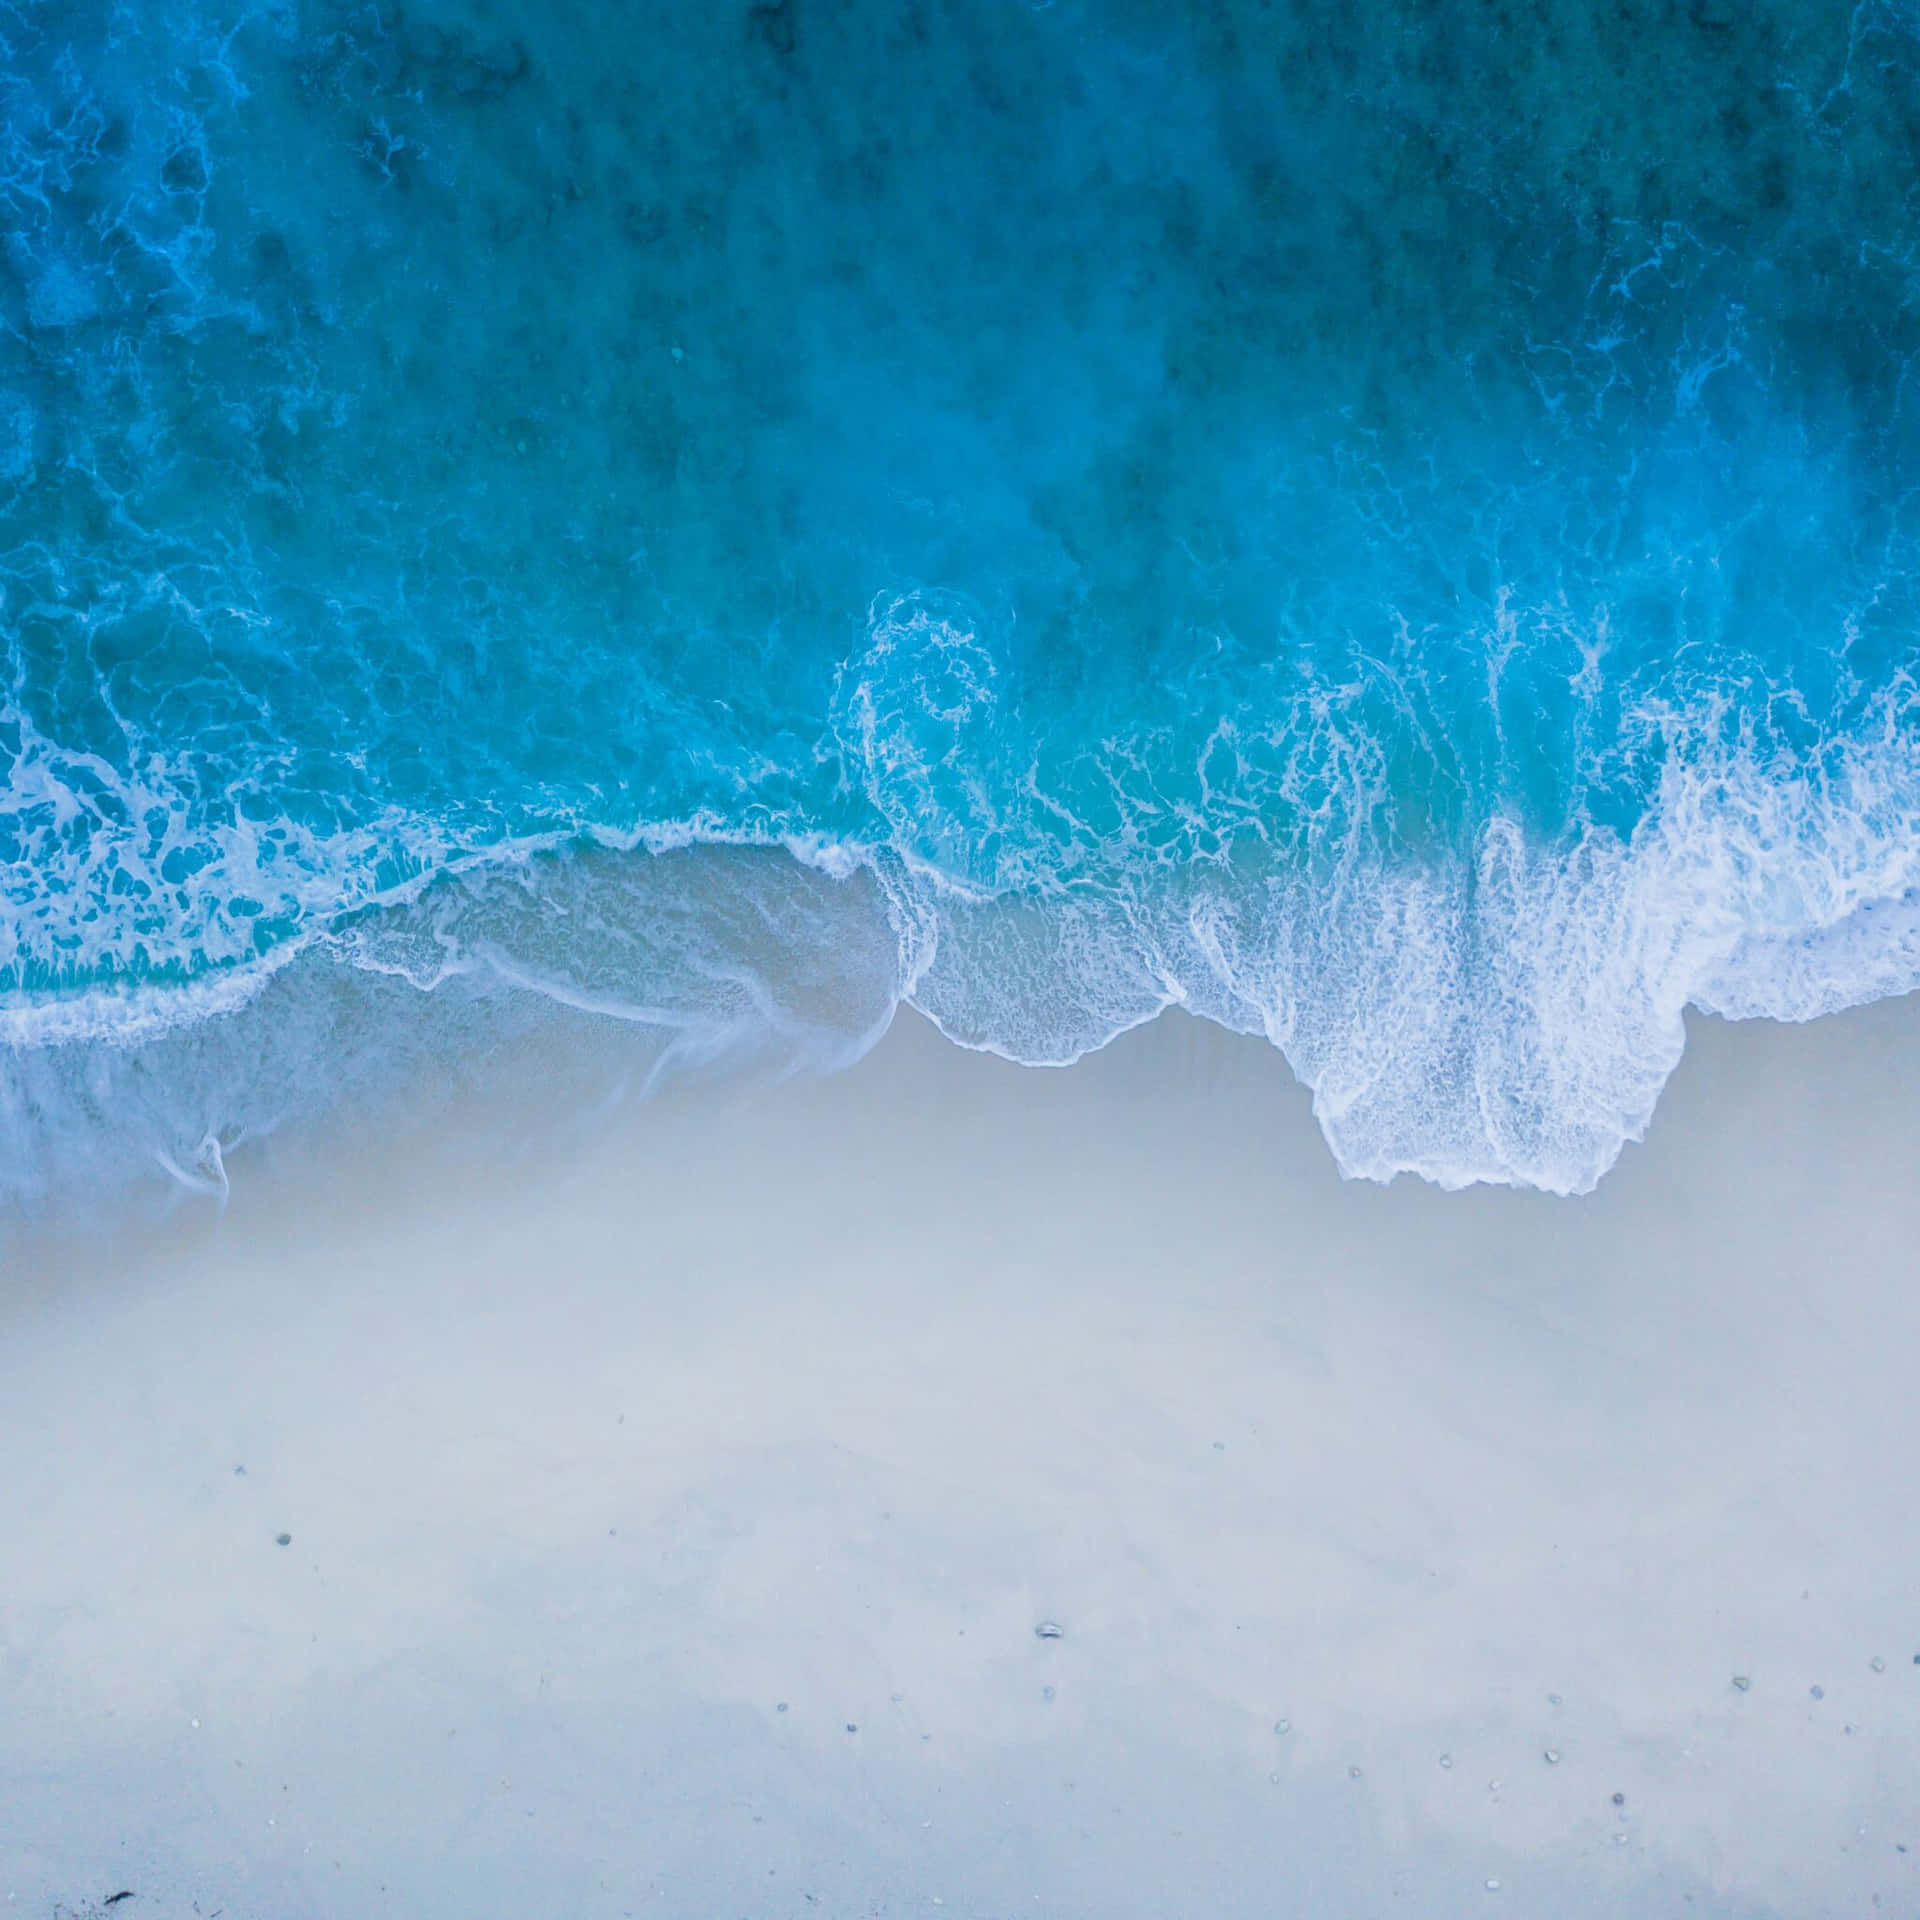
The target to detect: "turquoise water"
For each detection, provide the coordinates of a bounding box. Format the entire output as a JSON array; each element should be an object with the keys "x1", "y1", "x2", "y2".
[{"x1": 4, "y1": 0, "x2": 1919, "y2": 1199}]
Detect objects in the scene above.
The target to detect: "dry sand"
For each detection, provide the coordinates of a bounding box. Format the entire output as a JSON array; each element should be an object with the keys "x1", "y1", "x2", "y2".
[{"x1": 2, "y1": 999, "x2": 1918, "y2": 1917}]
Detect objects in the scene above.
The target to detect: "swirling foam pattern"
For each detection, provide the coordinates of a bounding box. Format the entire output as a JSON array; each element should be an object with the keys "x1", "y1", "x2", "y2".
[{"x1": 3, "y1": 0, "x2": 1919, "y2": 1197}]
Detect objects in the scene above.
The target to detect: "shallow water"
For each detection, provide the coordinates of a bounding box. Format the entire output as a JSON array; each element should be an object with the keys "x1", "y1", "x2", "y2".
[{"x1": 4, "y1": 0, "x2": 1920, "y2": 1198}]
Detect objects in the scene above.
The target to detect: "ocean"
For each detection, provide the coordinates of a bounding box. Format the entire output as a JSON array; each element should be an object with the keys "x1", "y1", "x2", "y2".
[{"x1": 4, "y1": 0, "x2": 1919, "y2": 1202}]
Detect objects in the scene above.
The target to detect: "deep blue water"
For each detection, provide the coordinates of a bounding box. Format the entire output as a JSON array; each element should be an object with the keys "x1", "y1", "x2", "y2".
[{"x1": 3, "y1": 0, "x2": 1919, "y2": 1199}]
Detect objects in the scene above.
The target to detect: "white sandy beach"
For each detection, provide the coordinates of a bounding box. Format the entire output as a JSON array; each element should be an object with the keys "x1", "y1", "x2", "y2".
[{"x1": 2, "y1": 1000, "x2": 1917, "y2": 1917}]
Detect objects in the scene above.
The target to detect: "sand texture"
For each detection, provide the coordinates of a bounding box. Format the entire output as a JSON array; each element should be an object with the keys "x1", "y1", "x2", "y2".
[{"x1": 2, "y1": 1003, "x2": 1918, "y2": 1916}]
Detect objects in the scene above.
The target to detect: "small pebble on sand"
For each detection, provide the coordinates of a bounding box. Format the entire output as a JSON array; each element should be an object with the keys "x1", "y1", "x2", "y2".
[
  {"x1": 274, "y1": 1532, "x2": 291, "y2": 1547},
  {"x1": 1870, "y1": 1656, "x2": 1886, "y2": 1673},
  {"x1": 1611, "y1": 1792, "x2": 1625, "y2": 1806},
  {"x1": 1810, "y1": 1685, "x2": 1824, "y2": 1699},
  {"x1": 1034, "y1": 1621, "x2": 1064, "y2": 1640},
  {"x1": 1543, "y1": 1749, "x2": 1560, "y2": 1765},
  {"x1": 1732, "y1": 1674, "x2": 1751, "y2": 1691}
]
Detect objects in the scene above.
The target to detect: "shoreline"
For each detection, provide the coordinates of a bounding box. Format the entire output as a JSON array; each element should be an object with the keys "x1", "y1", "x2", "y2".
[{"x1": 3, "y1": 999, "x2": 1918, "y2": 1915}]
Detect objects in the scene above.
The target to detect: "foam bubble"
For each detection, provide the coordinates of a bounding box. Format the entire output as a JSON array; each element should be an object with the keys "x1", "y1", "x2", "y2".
[
  {"x1": 862, "y1": 617, "x2": 1920, "y2": 1194},
  {"x1": 0, "y1": 844, "x2": 906, "y2": 1212}
]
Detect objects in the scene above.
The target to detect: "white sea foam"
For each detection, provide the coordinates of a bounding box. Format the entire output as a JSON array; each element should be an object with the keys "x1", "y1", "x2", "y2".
[
  {"x1": 5, "y1": 598, "x2": 1920, "y2": 1203},
  {"x1": 846, "y1": 602, "x2": 1920, "y2": 1194},
  {"x1": 0, "y1": 841, "x2": 908, "y2": 1209},
  {"x1": 889, "y1": 722, "x2": 1920, "y2": 1194}
]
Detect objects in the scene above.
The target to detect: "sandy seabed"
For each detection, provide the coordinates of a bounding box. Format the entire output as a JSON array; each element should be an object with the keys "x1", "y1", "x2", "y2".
[{"x1": 2, "y1": 999, "x2": 1917, "y2": 1918}]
